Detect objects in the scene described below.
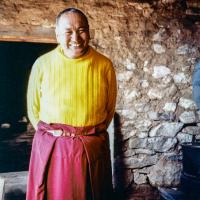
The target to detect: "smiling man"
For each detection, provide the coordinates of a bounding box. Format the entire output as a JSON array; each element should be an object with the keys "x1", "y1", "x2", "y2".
[
  {"x1": 55, "y1": 9, "x2": 90, "y2": 59},
  {"x1": 26, "y1": 8, "x2": 117, "y2": 200}
]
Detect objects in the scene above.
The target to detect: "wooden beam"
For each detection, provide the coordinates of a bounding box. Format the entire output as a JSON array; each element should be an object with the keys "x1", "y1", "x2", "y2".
[{"x1": 0, "y1": 24, "x2": 57, "y2": 44}]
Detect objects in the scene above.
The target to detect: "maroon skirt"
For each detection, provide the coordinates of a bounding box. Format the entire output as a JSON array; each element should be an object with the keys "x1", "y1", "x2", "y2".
[{"x1": 26, "y1": 121, "x2": 113, "y2": 200}]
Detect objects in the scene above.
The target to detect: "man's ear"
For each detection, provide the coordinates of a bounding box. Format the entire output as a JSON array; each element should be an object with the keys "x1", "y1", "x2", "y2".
[{"x1": 55, "y1": 27, "x2": 60, "y2": 43}]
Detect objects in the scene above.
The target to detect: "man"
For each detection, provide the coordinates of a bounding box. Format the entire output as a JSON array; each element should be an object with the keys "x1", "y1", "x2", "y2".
[{"x1": 26, "y1": 8, "x2": 117, "y2": 200}]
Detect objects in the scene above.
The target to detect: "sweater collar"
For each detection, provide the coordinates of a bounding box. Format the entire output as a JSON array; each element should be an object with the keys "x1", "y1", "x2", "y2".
[{"x1": 56, "y1": 45, "x2": 92, "y2": 61}]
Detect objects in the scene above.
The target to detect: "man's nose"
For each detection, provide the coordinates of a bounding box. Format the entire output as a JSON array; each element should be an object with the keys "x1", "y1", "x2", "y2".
[{"x1": 71, "y1": 31, "x2": 79, "y2": 42}]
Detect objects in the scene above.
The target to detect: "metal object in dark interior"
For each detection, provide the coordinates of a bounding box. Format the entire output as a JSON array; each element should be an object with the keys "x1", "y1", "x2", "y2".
[{"x1": 181, "y1": 142, "x2": 200, "y2": 177}]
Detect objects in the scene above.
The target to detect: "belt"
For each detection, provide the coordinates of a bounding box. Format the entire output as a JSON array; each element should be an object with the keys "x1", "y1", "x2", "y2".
[
  {"x1": 41, "y1": 121, "x2": 106, "y2": 137},
  {"x1": 47, "y1": 129, "x2": 87, "y2": 137}
]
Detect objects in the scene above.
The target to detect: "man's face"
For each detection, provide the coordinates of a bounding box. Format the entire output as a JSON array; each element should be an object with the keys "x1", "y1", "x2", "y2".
[{"x1": 56, "y1": 12, "x2": 90, "y2": 59}]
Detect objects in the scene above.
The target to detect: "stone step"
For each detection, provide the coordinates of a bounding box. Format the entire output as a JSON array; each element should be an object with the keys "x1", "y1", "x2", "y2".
[{"x1": 0, "y1": 171, "x2": 27, "y2": 200}]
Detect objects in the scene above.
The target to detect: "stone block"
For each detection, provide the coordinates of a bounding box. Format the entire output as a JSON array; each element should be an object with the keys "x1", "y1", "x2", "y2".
[{"x1": 0, "y1": 171, "x2": 28, "y2": 200}]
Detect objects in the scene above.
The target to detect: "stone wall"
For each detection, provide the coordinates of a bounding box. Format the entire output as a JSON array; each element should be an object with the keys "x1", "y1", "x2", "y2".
[{"x1": 1, "y1": 0, "x2": 200, "y2": 198}]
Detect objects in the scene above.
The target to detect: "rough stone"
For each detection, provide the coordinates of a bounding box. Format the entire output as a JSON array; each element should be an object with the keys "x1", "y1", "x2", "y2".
[
  {"x1": 176, "y1": 44, "x2": 197, "y2": 55},
  {"x1": 148, "y1": 154, "x2": 182, "y2": 187},
  {"x1": 176, "y1": 132, "x2": 193, "y2": 144},
  {"x1": 176, "y1": 44, "x2": 189, "y2": 55},
  {"x1": 140, "y1": 80, "x2": 149, "y2": 88},
  {"x1": 152, "y1": 65, "x2": 171, "y2": 79},
  {"x1": 134, "y1": 148, "x2": 155, "y2": 155},
  {"x1": 148, "y1": 111, "x2": 159, "y2": 121},
  {"x1": 121, "y1": 109, "x2": 138, "y2": 120},
  {"x1": 135, "y1": 120, "x2": 152, "y2": 132},
  {"x1": 182, "y1": 126, "x2": 200, "y2": 135},
  {"x1": 178, "y1": 97, "x2": 197, "y2": 109},
  {"x1": 149, "y1": 122, "x2": 184, "y2": 137},
  {"x1": 195, "y1": 134, "x2": 200, "y2": 140},
  {"x1": 158, "y1": 112, "x2": 176, "y2": 121},
  {"x1": 124, "y1": 154, "x2": 158, "y2": 169},
  {"x1": 147, "y1": 88, "x2": 163, "y2": 99},
  {"x1": 173, "y1": 72, "x2": 188, "y2": 84},
  {"x1": 162, "y1": 84, "x2": 178, "y2": 98},
  {"x1": 117, "y1": 71, "x2": 133, "y2": 82},
  {"x1": 122, "y1": 130, "x2": 137, "y2": 141},
  {"x1": 163, "y1": 102, "x2": 177, "y2": 112},
  {"x1": 128, "y1": 137, "x2": 177, "y2": 152},
  {"x1": 179, "y1": 111, "x2": 196, "y2": 124},
  {"x1": 137, "y1": 132, "x2": 148, "y2": 139},
  {"x1": 147, "y1": 137, "x2": 177, "y2": 152},
  {"x1": 152, "y1": 43, "x2": 166, "y2": 54},
  {"x1": 124, "y1": 89, "x2": 140, "y2": 103},
  {"x1": 148, "y1": 85, "x2": 177, "y2": 100},
  {"x1": 129, "y1": 138, "x2": 147, "y2": 149},
  {"x1": 134, "y1": 171, "x2": 147, "y2": 184},
  {"x1": 125, "y1": 59, "x2": 136, "y2": 71},
  {"x1": 123, "y1": 149, "x2": 136, "y2": 157},
  {"x1": 152, "y1": 29, "x2": 165, "y2": 41},
  {"x1": 0, "y1": 171, "x2": 28, "y2": 200},
  {"x1": 134, "y1": 102, "x2": 150, "y2": 113}
]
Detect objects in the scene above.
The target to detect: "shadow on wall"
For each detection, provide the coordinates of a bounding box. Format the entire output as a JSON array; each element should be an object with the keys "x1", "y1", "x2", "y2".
[
  {"x1": 112, "y1": 112, "x2": 128, "y2": 200},
  {"x1": 4, "y1": 189, "x2": 25, "y2": 200}
]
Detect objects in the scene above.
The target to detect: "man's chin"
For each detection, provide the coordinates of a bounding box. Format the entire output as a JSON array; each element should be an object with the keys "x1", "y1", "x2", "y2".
[{"x1": 66, "y1": 48, "x2": 88, "y2": 58}]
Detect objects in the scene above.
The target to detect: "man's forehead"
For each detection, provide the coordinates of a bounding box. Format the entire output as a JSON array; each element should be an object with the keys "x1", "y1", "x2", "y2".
[{"x1": 58, "y1": 12, "x2": 88, "y2": 28}]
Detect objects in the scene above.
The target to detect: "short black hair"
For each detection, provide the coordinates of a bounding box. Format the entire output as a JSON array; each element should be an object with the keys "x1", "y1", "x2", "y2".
[{"x1": 56, "y1": 8, "x2": 89, "y2": 27}]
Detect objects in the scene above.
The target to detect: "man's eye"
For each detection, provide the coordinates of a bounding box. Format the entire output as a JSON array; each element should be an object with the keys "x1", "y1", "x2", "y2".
[
  {"x1": 78, "y1": 29, "x2": 87, "y2": 34},
  {"x1": 65, "y1": 31, "x2": 72, "y2": 35}
]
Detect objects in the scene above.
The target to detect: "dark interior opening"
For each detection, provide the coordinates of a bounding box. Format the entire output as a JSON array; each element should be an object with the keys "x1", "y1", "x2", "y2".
[{"x1": 0, "y1": 41, "x2": 56, "y2": 172}]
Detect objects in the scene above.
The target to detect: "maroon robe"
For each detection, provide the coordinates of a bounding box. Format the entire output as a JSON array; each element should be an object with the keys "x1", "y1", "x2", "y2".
[{"x1": 26, "y1": 121, "x2": 113, "y2": 200}]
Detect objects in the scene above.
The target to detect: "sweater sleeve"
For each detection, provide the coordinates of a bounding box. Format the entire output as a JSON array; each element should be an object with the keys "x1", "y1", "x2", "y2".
[
  {"x1": 27, "y1": 59, "x2": 43, "y2": 129},
  {"x1": 105, "y1": 63, "x2": 117, "y2": 128}
]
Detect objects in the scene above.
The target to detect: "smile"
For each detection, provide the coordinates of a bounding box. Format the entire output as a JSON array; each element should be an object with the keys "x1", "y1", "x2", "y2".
[{"x1": 70, "y1": 43, "x2": 82, "y2": 47}]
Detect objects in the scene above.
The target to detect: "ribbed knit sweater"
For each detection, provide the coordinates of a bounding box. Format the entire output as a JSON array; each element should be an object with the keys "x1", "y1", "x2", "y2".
[{"x1": 27, "y1": 45, "x2": 117, "y2": 129}]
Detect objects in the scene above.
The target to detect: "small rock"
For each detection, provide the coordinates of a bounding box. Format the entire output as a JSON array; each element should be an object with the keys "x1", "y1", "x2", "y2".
[
  {"x1": 121, "y1": 109, "x2": 138, "y2": 120},
  {"x1": 182, "y1": 126, "x2": 200, "y2": 135},
  {"x1": 124, "y1": 89, "x2": 140, "y2": 103},
  {"x1": 134, "y1": 171, "x2": 147, "y2": 184},
  {"x1": 117, "y1": 71, "x2": 133, "y2": 81},
  {"x1": 176, "y1": 132, "x2": 193, "y2": 144},
  {"x1": 152, "y1": 65, "x2": 171, "y2": 79},
  {"x1": 173, "y1": 73, "x2": 188, "y2": 84},
  {"x1": 124, "y1": 154, "x2": 158, "y2": 168},
  {"x1": 148, "y1": 88, "x2": 163, "y2": 99},
  {"x1": 149, "y1": 122, "x2": 183, "y2": 137},
  {"x1": 152, "y1": 43, "x2": 166, "y2": 54},
  {"x1": 125, "y1": 59, "x2": 136, "y2": 71},
  {"x1": 176, "y1": 44, "x2": 189, "y2": 55},
  {"x1": 179, "y1": 111, "x2": 196, "y2": 124},
  {"x1": 140, "y1": 80, "x2": 149, "y2": 88},
  {"x1": 148, "y1": 111, "x2": 159, "y2": 121},
  {"x1": 148, "y1": 154, "x2": 182, "y2": 187},
  {"x1": 147, "y1": 137, "x2": 177, "y2": 152},
  {"x1": 178, "y1": 97, "x2": 197, "y2": 110},
  {"x1": 163, "y1": 102, "x2": 177, "y2": 112}
]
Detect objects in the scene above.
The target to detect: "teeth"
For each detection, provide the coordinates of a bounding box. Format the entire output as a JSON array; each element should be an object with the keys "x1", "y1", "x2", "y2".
[{"x1": 70, "y1": 43, "x2": 81, "y2": 47}]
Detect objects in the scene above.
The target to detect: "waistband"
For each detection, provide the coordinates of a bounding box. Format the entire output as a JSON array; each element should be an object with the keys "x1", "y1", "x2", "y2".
[{"x1": 37, "y1": 121, "x2": 106, "y2": 136}]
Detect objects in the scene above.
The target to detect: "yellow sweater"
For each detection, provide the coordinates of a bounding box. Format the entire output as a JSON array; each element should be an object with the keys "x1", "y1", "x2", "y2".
[{"x1": 27, "y1": 46, "x2": 117, "y2": 129}]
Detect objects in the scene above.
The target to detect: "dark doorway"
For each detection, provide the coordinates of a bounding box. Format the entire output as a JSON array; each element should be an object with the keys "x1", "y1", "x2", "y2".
[{"x1": 0, "y1": 41, "x2": 56, "y2": 172}]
